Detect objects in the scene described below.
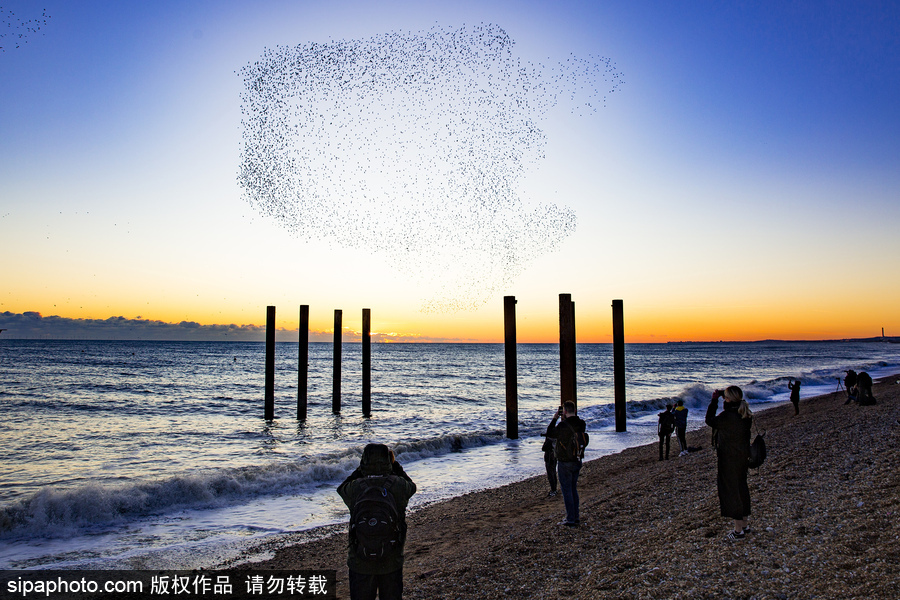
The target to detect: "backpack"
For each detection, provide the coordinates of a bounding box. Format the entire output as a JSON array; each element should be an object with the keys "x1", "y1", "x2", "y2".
[
  {"x1": 555, "y1": 421, "x2": 589, "y2": 461},
  {"x1": 349, "y1": 477, "x2": 403, "y2": 560},
  {"x1": 748, "y1": 432, "x2": 766, "y2": 469},
  {"x1": 659, "y1": 411, "x2": 675, "y2": 435}
]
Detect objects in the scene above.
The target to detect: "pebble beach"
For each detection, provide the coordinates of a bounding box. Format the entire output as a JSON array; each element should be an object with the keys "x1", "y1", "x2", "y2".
[{"x1": 238, "y1": 375, "x2": 900, "y2": 599}]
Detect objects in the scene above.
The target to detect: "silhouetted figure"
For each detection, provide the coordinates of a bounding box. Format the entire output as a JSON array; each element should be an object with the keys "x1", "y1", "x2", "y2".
[
  {"x1": 673, "y1": 400, "x2": 689, "y2": 455},
  {"x1": 788, "y1": 379, "x2": 801, "y2": 415},
  {"x1": 855, "y1": 372, "x2": 876, "y2": 405},
  {"x1": 541, "y1": 411, "x2": 558, "y2": 497},
  {"x1": 547, "y1": 401, "x2": 587, "y2": 526},
  {"x1": 658, "y1": 404, "x2": 675, "y2": 460},
  {"x1": 338, "y1": 444, "x2": 417, "y2": 600},
  {"x1": 844, "y1": 370, "x2": 858, "y2": 404},
  {"x1": 706, "y1": 387, "x2": 753, "y2": 540}
]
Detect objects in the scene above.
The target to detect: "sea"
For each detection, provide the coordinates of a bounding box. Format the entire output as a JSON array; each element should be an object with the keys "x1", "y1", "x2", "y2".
[{"x1": 1, "y1": 339, "x2": 898, "y2": 570}]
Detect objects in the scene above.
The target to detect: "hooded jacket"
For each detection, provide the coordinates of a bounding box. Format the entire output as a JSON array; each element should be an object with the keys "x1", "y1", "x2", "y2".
[{"x1": 337, "y1": 444, "x2": 417, "y2": 575}]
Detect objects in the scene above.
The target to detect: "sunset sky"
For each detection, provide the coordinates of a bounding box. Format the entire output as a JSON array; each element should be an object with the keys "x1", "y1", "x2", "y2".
[{"x1": 2, "y1": 1, "x2": 898, "y2": 343}]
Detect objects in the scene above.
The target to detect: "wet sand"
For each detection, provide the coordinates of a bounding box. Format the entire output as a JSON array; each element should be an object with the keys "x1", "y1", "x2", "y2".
[{"x1": 237, "y1": 376, "x2": 900, "y2": 599}]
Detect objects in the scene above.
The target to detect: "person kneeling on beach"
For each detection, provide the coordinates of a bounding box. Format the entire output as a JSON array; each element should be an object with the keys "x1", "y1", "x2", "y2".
[
  {"x1": 855, "y1": 371, "x2": 877, "y2": 406},
  {"x1": 706, "y1": 387, "x2": 753, "y2": 540},
  {"x1": 547, "y1": 401, "x2": 587, "y2": 526},
  {"x1": 338, "y1": 443, "x2": 417, "y2": 600}
]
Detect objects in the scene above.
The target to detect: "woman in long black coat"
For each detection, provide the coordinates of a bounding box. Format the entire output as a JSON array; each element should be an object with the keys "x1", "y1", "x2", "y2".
[{"x1": 706, "y1": 385, "x2": 753, "y2": 539}]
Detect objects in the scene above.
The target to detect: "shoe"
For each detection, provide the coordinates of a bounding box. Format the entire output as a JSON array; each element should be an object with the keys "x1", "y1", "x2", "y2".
[
  {"x1": 679, "y1": 450, "x2": 689, "y2": 456},
  {"x1": 742, "y1": 526, "x2": 752, "y2": 534},
  {"x1": 562, "y1": 520, "x2": 579, "y2": 527},
  {"x1": 726, "y1": 530, "x2": 745, "y2": 540},
  {"x1": 547, "y1": 490, "x2": 558, "y2": 497}
]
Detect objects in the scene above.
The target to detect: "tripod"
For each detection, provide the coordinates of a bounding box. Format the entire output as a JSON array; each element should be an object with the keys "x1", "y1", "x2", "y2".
[{"x1": 835, "y1": 377, "x2": 844, "y2": 392}]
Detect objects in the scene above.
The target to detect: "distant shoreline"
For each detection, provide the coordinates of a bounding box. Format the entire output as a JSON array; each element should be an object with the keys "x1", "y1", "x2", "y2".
[{"x1": 2, "y1": 337, "x2": 898, "y2": 344}]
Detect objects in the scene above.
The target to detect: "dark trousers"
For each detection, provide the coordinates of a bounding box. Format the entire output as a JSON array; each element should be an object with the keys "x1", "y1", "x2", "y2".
[
  {"x1": 349, "y1": 568, "x2": 403, "y2": 600},
  {"x1": 544, "y1": 451, "x2": 557, "y2": 492},
  {"x1": 557, "y1": 460, "x2": 582, "y2": 523},
  {"x1": 659, "y1": 433, "x2": 671, "y2": 460},
  {"x1": 676, "y1": 425, "x2": 687, "y2": 452}
]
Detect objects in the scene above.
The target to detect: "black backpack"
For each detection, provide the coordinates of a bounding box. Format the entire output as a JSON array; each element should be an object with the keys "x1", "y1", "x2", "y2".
[
  {"x1": 555, "y1": 421, "x2": 589, "y2": 461},
  {"x1": 349, "y1": 477, "x2": 403, "y2": 560}
]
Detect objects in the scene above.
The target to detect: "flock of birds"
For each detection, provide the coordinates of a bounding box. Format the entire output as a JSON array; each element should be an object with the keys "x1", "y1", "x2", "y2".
[
  {"x1": 237, "y1": 23, "x2": 623, "y2": 312},
  {"x1": 0, "y1": 6, "x2": 50, "y2": 52}
]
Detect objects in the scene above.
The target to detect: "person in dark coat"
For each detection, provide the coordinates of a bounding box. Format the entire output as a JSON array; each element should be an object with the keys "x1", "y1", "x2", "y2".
[
  {"x1": 542, "y1": 410, "x2": 559, "y2": 497},
  {"x1": 657, "y1": 404, "x2": 675, "y2": 460},
  {"x1": 788, "y1": 379, "x2": 801, "y2": 415},
  {"x1": 856, "y1": 371, "x2": 876, "y2": 405},
  {"x1": 706, "y1": 386, "x2": 753, "y2": 540},
  {"x1": 338, "y1": 444, "x2": 417, "y2": 600},
  {"x1": 844, "y1": 370, "x2": 858, "y2": 404}
]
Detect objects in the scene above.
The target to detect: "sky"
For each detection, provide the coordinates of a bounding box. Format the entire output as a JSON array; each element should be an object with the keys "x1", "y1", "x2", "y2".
[{"x1": 2, "y1": 0, "x2": 898, "y2": 343}]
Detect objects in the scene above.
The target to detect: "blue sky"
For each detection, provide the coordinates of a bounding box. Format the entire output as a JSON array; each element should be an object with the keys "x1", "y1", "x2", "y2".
[{"x1": 2, "y1": 1, "x2": 898, "y2": 341}]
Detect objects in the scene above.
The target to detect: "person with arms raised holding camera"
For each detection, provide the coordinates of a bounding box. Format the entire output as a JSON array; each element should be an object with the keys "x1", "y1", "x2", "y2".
[
  {"x1": 706, "y1": 386, "x2": 753, "y2": 540},
  {"x1": 547, "y1": 401, "x2": 587, "y2": 527},
  {"x1": 338, "y1": 443, "x2": 417, "y2": 600}
]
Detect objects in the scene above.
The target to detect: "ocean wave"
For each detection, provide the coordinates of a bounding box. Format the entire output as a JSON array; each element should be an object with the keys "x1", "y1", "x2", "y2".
[{"x1": 0, "y1": 429, "x2": 510, "y2": 540}]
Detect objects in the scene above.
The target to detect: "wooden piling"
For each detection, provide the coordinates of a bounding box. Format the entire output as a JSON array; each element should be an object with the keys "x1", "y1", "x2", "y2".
[
  {"x1": 265, "y1": 305, "x2": 275, "y2": 421},
  {"x1": 559, "y1": 294, "x2": 577, "y2": 410},
  {"x1": 612, "y1": 299, "x2": 626, "y2": 432},
  {"x1": 362, "y1": 308, "x2": 371, "y2": 417},
  {"x1": 503, "y1": 296, "x2": 518, "y2": 439},
  {"x1": 333, "y1": 309, "x2": 342, "y2": 414},
  {"x1": 297, "y1": 305, "x2": 309, "y2": 421}
]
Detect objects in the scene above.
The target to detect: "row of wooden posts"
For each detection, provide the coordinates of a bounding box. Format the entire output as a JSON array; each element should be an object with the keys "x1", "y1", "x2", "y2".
[{"x1": 264, "y1": 295, "x2": 628, "y2": 436}]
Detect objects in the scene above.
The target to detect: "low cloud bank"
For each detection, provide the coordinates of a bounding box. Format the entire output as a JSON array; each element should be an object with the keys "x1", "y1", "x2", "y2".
[
  {"x1": 0, "y1": 311, "x2": 271, "y2": 341},
  {"x1": 0, "y1": 312, "x2": 472, "y2": 343}
]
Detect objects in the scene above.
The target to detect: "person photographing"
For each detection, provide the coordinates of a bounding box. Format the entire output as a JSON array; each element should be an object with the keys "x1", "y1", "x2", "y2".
[
  {"x1": 706, "y1": 387, "x2": 753, "y2": 540},
  {"x1": 546, "y1": 401, "x2": 588, "y2": 526},
  {"x1": 338, "y1": 443, "x2": 417, "y2": 600}
]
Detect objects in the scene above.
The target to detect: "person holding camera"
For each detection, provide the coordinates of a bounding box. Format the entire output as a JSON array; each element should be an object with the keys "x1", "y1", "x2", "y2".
[
  {"x1": 547, "y1": 401, "x2": 587, "y2": 527},
  {"x1": 788, "y1": 379, "x2": 801, "y2": 415},
  {"x1": 706, "y1": 386, "x2": 753, "y2": 540},
  {"x1": 338, "y1": 443, "x2": 417, "y2": 600}
]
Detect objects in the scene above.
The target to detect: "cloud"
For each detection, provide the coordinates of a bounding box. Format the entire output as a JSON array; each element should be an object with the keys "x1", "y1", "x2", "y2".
[
  {"x1": 0, "y1": 312, "x2": 477, "y2": 343},
  {"x1": 0, "y1": 311, "x2": 268, "y2": 341}
]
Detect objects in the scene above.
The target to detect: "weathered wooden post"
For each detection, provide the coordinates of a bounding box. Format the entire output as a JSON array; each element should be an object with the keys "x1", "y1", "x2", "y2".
[
  {"x1": 559, "y1": 294, "x2": 577, "y2": 410},
  {"x1": 612, "y1": 299, "x2": 626, "y2": 432},
  {"x1": 265, "y1": 305, "x2": 275, "y2": 421},
  {"x1": 333, "y1": 309, "x2": 342, "y2": 414},
  {"x1": 362, "y1": 308, "x2": 371, "y2": 417},
  {"x1": 297, "y1": 305, "x2": 309, "y2": 421},
  {"x1": 503, "y1": 296, "x2": 518, "y2": 439}
]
